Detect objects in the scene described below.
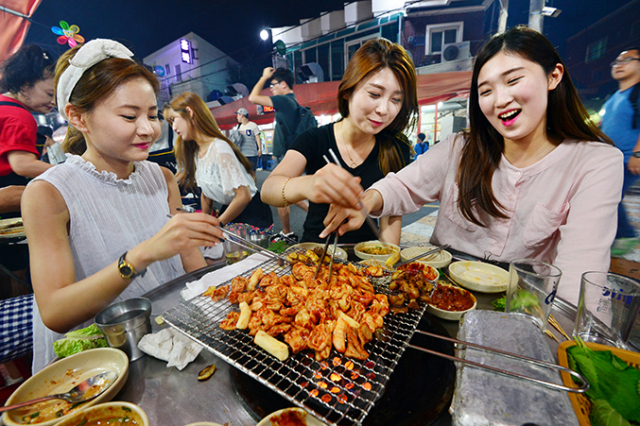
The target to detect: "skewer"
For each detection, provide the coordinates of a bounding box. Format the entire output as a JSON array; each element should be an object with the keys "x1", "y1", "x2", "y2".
[
  {"x1": 410, "y1": 330, "x2": 589, "y2": 393},
  {"x1": 548, "y1": 315, "x2": 571, "y2": 341},
  {"x1": 324, "y1": 150, "x2": 381, "y2": 240}
]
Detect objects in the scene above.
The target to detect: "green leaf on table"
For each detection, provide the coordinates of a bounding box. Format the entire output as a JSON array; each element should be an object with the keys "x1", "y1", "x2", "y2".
[
  {"x1": 509, "y1": 289, "x2": 539, "y2": 311},
  {"x1": 567, "y1": 343, "x2": 640, "y2": 422},
  {"x1": 491, "y1": 295, "x2": 506, "y2": 311},
  {"x1": 590, "y1": 400, "x2": 631, "y2": 426}
]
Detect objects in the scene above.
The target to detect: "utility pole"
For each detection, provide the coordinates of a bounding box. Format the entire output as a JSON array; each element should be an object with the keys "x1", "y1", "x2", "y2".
[
  {"x1": 528, "y1": 0, "x2": 544, "y2": 32},
  {"x1": 498, "y1": 0, "x2": 509, "y2": 34}
]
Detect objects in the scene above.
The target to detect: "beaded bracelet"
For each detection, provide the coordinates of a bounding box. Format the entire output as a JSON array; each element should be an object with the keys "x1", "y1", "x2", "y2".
[{"x1": 281, "y1": 176, "x2": 294, "y2": 207}]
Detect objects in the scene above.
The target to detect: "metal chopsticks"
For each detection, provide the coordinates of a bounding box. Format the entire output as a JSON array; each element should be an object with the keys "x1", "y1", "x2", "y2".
[
  {"x1": 324, "y1": 150, "x2": 381, "y2": 240},
  {"x1": 393, "y1": 244, "x2": 451, "y2": 269},
  {"x1": 215, "y1": 226, "x2": 288, "y2": 265},
  {"x1": 409, "y1": 330, "x2": 589, "y2": 393},
  {"x1": 313, "y1": 234, "x2": 332, "y2": 280},
  {"x1": 313, "y1": 233, "x2": 339, "y2": 281}
]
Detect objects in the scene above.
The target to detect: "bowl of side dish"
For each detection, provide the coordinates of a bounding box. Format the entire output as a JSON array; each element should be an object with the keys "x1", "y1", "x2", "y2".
[
  {"x1": 426, "y1": 282, "x2": 477, "y2": 321},
  {"x1": 400, "y1": 246, "x2": 452, "y2": 269},
  {"x1": 53, "y1": 402, "x2": 148, "y2": 426},
  {"x1": 354, "y1": 241, "x2": 400, "y2": 263},
  {"x1": 256, "y1": 408, "x2": 327, "y2": 426},
  {"x1": 288, "y1": 243, "x2": 348, "y2": 260},
  {"x1": 2, "y1": 348, "x2": 129, "y2": 426},
  {"x1": 448, "y1": 261, "x2": 509, "y2": 293}
]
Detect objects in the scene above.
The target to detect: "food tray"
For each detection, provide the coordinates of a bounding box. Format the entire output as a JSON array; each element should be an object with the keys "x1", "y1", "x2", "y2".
[
  {"x1": 557, "y1": 340, "x2": 640, "y2": 426},
  {"x1": 162, "y1": 257, "x2": 427, "y2": 426}
]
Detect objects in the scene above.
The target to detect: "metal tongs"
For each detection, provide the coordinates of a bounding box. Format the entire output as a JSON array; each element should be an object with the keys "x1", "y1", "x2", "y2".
[
  {"x1": 216, "y1": 226, "x2": 288, "y2": 266},
  {"x1": 313, "y1": 232, "x2": 340, "y2": 281},
  {"x1": 408, "y1": 330, "x2": 589, "y2": 393},
  {"x1": 392, "y1": 244, "x2": 451, "y2": 270}
]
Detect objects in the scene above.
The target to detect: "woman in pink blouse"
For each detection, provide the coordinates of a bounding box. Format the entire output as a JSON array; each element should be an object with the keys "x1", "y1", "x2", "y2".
[{"x1": 322, "y1": 27, "x2": 623, "y2": 306}]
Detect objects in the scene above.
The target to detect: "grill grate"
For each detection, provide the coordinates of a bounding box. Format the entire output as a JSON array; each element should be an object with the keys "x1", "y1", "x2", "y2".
[{"x1": 162, "y1": 257, "x2": 426, "y2": 426}]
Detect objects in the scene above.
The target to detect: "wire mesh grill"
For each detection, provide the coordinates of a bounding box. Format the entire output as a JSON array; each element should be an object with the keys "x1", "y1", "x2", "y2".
[{"x1": 162, "y1": 257, "x2": 426, "y2": 426}]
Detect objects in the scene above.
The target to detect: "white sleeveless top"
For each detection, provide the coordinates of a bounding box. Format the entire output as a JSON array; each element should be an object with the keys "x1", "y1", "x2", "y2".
[
  {"x1": 31, "y1": 155, "x2": 185, "y2": 371},
  {"x1": 195, "y1": 139, "x2": 256, "y2": 205}
]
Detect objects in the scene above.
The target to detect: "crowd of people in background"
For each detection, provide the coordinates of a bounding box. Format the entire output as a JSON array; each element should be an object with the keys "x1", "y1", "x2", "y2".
[{"x1": 0, "y1": 27, "x2": 638, "y2": 371}]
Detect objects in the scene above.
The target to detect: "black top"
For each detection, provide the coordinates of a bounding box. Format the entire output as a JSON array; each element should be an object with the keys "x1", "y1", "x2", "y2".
[{"x1": 290, "y1": 123, "x2": 411, "y2": 243}]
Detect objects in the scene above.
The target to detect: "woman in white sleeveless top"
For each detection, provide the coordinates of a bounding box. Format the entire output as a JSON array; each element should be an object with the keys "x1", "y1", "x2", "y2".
[{"x1": 22, "y1": 39, "x2": 223, "y2": 372}]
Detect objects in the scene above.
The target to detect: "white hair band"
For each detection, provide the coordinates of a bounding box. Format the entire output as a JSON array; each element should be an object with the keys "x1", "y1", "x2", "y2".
[{"x1": 56, "y1": 39, "x2": 134, "y2": 121}]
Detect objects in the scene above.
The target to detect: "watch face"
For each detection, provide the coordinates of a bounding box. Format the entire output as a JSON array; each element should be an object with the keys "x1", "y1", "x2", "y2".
[{"x1": 120, "y1": 264, "x2": 133, "y2": 277}]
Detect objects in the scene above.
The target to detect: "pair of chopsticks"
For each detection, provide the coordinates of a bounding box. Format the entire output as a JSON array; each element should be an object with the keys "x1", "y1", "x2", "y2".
[
  {"x1": 313, "y1": 232, "x2": 340, "y2": 281},
  {"x1": 324, "y1": 149, "x2": 381, "y2": 240},
  {"x1": 410, "y1": 330, "x2": 589, "y2": 393},
  {"x1": 168, "y1": 209, "x2": 288, "y2": 266}
]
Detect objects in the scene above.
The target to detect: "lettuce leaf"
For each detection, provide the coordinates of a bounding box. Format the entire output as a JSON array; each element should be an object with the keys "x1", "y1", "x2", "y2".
[
  {"x1": 590, "y1": 400, "x2": 631, "y2": 426},
  {"x1": 53, "y1": 323, "x2": 107, "y2": 358},
  {"x1": 53, "y1": 337, "x2": 107, "y2": 358},
  {"x1": 64, "y1": 323, "x2": 103, "y2": 339}
]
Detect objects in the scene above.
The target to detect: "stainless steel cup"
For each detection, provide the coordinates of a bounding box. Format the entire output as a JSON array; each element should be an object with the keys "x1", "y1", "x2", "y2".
[{"x1": 96, "y1": 297, "x2": 152, "y2": 361}]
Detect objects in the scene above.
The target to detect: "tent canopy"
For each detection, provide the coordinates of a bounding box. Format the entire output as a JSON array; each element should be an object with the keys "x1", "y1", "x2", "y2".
[{"x1": 210, "y1": 71, "x2": 472, "y2": 130}]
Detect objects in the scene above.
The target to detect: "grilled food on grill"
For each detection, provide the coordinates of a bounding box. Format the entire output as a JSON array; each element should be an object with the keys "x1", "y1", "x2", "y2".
[
  {"x1": 210, "y1": 263, "x2": 389, "y2": 361},
  {"x1": 388, "y1": 262, "x2": 438, "y2": 313}
]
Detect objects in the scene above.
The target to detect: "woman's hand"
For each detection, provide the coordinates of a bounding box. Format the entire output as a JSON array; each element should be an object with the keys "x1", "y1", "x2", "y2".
[
  {"x1": 308, "y1": 164, "x2": 365, "y2": 208},
  {"x1": 129, "y1": 213, "x2": 223, "y2": 270},
  {"x1": 320, "y1": 203, "x2": 367, "y2": 238}
]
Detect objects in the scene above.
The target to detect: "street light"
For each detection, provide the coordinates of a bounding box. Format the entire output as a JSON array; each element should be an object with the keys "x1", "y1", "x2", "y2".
[
  {"x1": 260, "y1": 29, "x2": 270, "y2": 41},
  {"x1": 540, "y1": 6, "x2": 561, "y2": 17}
]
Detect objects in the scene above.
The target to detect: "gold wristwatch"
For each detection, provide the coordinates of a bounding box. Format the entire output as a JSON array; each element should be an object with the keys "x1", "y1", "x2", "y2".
[{"x1": 118, "y1": 251, "x2": 146, "y2": 279}]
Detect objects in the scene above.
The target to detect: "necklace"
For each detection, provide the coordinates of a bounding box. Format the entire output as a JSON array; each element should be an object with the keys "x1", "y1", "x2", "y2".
[{"x1": 340, "y1": 122, "x2": 373, "y2": 168}]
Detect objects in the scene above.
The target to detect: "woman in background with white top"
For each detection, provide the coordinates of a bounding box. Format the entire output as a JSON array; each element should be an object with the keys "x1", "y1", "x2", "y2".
[{"x1": 165, "y1": 92, "x2": 273, "y2": 230}]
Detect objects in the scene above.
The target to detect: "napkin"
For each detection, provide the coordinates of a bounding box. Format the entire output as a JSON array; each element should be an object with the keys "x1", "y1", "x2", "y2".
[
  {"x1": 180, "y1": 253, "x2": 271, "y2": 300},
  {"x1": 137, "y1": 328, "x2": 203, "y2": 370}
]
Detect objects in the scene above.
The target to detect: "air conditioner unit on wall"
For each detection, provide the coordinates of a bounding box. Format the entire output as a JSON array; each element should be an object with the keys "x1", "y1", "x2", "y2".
[{"x1": 441, "y1": 41, "x2": 470, "y2": 62}]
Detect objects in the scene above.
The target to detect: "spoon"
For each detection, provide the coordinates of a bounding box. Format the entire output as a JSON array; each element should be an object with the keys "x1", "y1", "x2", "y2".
[{"x1": 0, "y1": 371, "x2": 118, "y2": 413}]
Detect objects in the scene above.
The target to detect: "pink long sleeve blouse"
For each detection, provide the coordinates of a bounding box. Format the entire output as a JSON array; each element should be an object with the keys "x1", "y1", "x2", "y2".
[{"x1": 370, "y1": 134, "x2": 623, "y2": 306}]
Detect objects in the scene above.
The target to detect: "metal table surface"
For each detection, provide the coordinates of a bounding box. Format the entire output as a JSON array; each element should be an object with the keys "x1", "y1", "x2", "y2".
[{"x1": 112, "y1": 258, "x2": 581, "y2": 426}]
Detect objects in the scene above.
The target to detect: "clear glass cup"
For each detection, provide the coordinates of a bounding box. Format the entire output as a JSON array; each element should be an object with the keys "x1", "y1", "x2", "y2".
[
  {"x1": 223, "y1": 223, "x2": 250, "y2": 265},
  {"x1": 574, "y1": 271, "x2": 640, "y2": 350},
  {"x1": 506, "y1": 259, "x2": 562, "y2": 332}
]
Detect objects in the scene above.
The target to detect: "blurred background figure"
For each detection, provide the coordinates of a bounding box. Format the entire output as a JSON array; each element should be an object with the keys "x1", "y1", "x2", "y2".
[
  {"x1": 414, "y1": 132, "x2": 429, "y2": 158},
  {"x1": 601, "y1": 47, "x2": 640, "y2": 256},
  {"x1": 233, "y1": 108, "x2": 261, "y2": 175}
]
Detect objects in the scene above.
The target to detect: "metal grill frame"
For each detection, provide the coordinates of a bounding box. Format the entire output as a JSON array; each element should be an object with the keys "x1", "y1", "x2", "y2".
[{"x1": 163, "y1": 257, "x2": 427, "y2": 426}]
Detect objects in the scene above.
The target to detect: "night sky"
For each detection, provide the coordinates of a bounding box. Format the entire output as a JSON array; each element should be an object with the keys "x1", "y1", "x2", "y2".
[{"x1": 22, "y1": 0, "x2": 633, "y2": 68}]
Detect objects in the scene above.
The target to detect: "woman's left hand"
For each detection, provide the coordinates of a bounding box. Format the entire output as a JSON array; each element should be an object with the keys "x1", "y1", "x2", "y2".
[{"x1": 320, "y1": 203, "x2": 367, "y2": 238}]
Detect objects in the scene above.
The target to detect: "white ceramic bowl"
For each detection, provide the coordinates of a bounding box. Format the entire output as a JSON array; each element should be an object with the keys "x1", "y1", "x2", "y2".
[
  {"x1": 448, "y1": 261, "x2": 509, "y2": 293},
  {"x1": 426, "y1": 283, "x2": 477, "y2": 321},
  {"x1": 53, "y1": 402, "x2": 148, "y2": 426},
  {"x1": 2, "y1": 348, "x2": 129, "y2": 426},
  {"x1": 289, "y1": 243, "x2": 348, "y2": 260},
  {"x1": 400, "y1": 246, "x2": 452, "y2": 269},
  {"x1": 354, "y1": 241, "x2": 400, "y2": 263},
  {"x1": 257, "y1": 408, "x2": 327, "y2": 426}
]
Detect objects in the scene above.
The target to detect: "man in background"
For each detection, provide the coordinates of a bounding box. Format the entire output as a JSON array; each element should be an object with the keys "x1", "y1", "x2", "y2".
[
  {"x1": 414, "y1": 133, "x2": 429, "y2": 158},
  {"x1": 249, "y1": 67, "x2": 308, "y2": 242},
  {"x1": 234, "y1": 108, "x2": 261, "y2": 172},
  {"x1": 601, "y1": 47, "x2": 640, "y2": 256}
]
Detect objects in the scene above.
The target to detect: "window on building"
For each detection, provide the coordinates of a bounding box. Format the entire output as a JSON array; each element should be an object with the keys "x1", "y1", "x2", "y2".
[
  {"x1": 305, "y1": 47, "x2": 317, "y2": 64},
  {"x1": 331, "y1": 40, "x2": 344, "y2": 81},
  {"x1": 165, "y1": 64, "x2": 170, "y2": 75},
  {"x1": 345, "y1": 34, "x2": 379, "y2": 64},
  {"x1": 318, "y1": 43, "x2": 330, "y2": 81},
  {"x1": 380, "y1": 21, "x2": 400, "y2": 43},
  {"x1": 175, "y1": 64, "x2": 182, "y2": 82},
  {"x1": 426, "y1": 22, "x2": 463, "y2": 55},
  {"x1": 585, "y1": 37, "x2": 607, "y2": 63}
]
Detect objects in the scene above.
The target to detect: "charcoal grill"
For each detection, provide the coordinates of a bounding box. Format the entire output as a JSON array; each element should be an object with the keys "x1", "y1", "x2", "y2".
[{"x1": 162, "y1": 256, "x2": 427, "y2": 426}]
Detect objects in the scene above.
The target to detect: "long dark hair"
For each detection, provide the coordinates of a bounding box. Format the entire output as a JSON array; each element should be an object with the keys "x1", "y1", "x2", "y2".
[
  {"x1": 167, "y1": 92, "x2": 252, "y2": 191},
  {"x1": 54, "y1": 45, "x2": 160, "y2": 155},
  {"x1": 337, "y1": 38, "x2": 418, "y2": 174},
  {"x1": 458, "y1": 26, "x2": 614, "y2": 227}
]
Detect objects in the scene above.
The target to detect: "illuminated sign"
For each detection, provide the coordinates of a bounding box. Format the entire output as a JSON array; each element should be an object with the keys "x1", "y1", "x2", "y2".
[
  {"x1": 180, "y1": 39, "x2": 192, "y2": 64},
  {"x1": 263, "y1": 105, "x2": 275, "y2": 113}
]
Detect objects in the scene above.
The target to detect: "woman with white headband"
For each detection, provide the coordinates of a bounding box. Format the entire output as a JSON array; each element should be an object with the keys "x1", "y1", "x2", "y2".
[{"x1": 21, "y1": 39, "x2": 223, "y2": 371}]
